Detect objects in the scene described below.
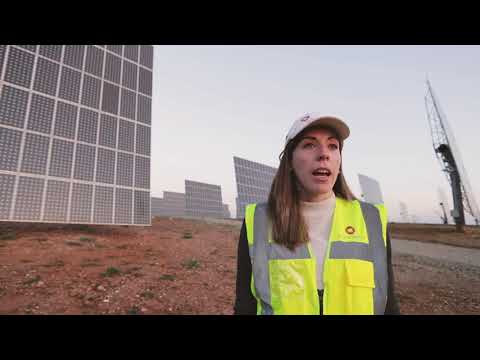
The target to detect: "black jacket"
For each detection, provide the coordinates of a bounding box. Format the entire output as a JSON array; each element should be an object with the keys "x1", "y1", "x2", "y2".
[{"x1": 234, "y1": 220, "x2": 400, "y2": 315}]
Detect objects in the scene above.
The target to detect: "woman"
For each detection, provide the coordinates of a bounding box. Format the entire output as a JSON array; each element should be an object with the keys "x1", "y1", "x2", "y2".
[{"x1": 234, "y1": 113, "x2": 400, "y2": 315}]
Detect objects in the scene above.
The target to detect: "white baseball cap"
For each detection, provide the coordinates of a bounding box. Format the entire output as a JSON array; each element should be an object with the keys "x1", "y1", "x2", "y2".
[{"x1": 285, "y1": 113, "x2": 350, "y2": 145}]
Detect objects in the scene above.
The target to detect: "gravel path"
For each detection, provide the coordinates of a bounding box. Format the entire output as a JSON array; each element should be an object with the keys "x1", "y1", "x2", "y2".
[{"x1": 391, "y1": 238, "x2": 480, "y2": 267}]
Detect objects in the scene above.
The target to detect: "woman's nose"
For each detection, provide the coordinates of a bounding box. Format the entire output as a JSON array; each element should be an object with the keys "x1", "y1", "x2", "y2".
[
  {"x1": 315, "y1": 145, "x2": 329, "y2": 161},
  {"x1": 316, "y1": 153, "x2": 329, "y2": 161}
]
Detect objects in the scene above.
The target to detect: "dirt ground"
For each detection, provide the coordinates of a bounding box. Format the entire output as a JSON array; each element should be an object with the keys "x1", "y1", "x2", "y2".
[
  {"x1": 390, "y1": 223, "x2": 480, "y2": 250},
  {"x1": 0, "y1": 219, "x2": 479, "y2": 315}
]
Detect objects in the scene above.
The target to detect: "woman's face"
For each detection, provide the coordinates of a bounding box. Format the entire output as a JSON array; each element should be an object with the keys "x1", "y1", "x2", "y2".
[{"x1": 291, "y1": 127, "x2": 341, "y2": 202}]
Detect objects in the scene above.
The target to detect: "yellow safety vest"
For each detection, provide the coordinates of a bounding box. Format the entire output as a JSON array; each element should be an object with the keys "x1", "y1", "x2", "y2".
[{"x1": 245, "y1": 197, "x2": 388, "y2": 315}]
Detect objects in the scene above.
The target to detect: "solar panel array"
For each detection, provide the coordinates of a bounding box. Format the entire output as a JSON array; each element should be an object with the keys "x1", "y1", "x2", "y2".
[
  {"x1": 185, "y1": 180, "x2": 223, "y2": 218},
  {"x1": 233, "y1": 156, "x2": 277, "y2": 219},
  {"x1": 151, "y1": 191, "x2": 186, "y2": 217},
  {"x1": 0, "y1": 45, "x2": 153, "y2": 225}
]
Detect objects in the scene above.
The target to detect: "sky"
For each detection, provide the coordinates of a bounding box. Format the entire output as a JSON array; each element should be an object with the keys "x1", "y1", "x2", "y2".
[{"x1": 151, "y1": 45, "x2": 480, "y2": 224}]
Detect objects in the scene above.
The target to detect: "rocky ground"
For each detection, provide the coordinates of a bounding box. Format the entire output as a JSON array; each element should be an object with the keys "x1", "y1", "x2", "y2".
[{"x1": 0, "y1": 219, "x2": 478, "y2": 315}]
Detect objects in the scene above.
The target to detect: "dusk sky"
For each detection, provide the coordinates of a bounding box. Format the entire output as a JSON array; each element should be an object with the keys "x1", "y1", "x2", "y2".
[{"x1": 151, "y1": 45, "x2": 480, "y2": 224}]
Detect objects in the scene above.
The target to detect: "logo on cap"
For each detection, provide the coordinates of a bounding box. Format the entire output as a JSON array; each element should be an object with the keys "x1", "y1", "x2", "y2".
[
  {"x1": 300, "y1": 115, "x2": 310, "y2": 122},
  {"x1": 345, "y1": 226, "x2": 355, "y2": 235}
]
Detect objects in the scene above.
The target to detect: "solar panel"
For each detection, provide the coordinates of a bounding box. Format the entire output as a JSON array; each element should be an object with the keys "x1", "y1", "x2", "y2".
[
  {"x1": 233, "y1": 156, "x2": 277, "y2": 219},
  {"x1": 0, "y1": 45, "x2": 154, "y2": 225},
  {"x1": 222, "y1": 204, "x2": 231, "y2": 219},
  {"x1": 151, "y1": 192, "x2": 186, "y2": 217},
  {"x1": 358, "y1": 174, "x2": 384, "y2": 205},
  {"x1": 185, "y1": 180, "x2": 223, "y2": 218}
]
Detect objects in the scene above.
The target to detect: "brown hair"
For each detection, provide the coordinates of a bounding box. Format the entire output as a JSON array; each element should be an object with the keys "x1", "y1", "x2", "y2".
[{"x1": 267, "y1": 126, "x2": 357, "y2": 250}]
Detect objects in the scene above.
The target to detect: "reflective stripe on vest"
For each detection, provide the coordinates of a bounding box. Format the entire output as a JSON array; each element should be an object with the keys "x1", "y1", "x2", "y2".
[
  {"x1": 359, "y1": 201, "x2": 388, "y2": 315},
  {"x1": 245, "y1": 198, "x2": 388, "y2": 315}
]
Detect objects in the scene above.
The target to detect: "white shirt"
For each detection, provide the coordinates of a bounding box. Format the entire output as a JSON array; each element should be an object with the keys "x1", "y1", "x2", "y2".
[{"x1": 300, "y1": 193, "x2": 336, "y2": 290}]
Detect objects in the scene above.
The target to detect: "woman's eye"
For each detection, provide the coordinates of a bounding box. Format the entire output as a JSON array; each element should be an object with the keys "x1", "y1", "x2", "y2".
[
  {"x1": 329, "y1": 143, "x2": 339, "y2": 150},
  {"x1": 303, "y1": 143, "x2": 315, "y2": 149}
]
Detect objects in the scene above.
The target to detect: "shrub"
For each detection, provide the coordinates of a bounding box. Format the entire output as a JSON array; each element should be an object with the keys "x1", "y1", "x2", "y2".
[
  {"x1": 183, "y1": 259, "x2": 200, "y2": 269},
  {"x1": 101, "y1": 267, "x2": 121, "y2": 277}
]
